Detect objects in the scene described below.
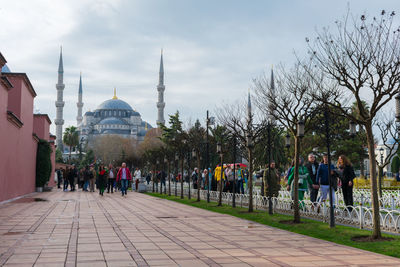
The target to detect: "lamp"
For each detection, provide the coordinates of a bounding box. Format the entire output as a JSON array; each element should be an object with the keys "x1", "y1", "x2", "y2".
[
  {"x1": 217, "y1": 142, "x2": 222, "y2": 154},
  {"x1": 285, "y1": 133, "x2": 291, "y2": 148},
  {"x1": 175, "y1": 154, "x2": 179, "y2": 161},
  {"x1": 297, "y1": 118, "x2": 305, "y2": 138},
  {"x1": 349, "y1": 121, "x2": 356, "y2": 137},
  {"x1": 396, "y1": 91, "x2": 400, "y2": 122},
  {"x1": 192, "y1": 149, "x2": 196, "y2": 158}
]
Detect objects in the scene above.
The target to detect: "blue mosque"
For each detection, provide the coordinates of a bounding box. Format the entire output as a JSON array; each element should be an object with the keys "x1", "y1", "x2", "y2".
[
  {"x1": 79, "y1": 89, "x2": 152, "y2": 142},
  {"x1": 54, "y1": 49, "x2": 166, "y2": 148}
]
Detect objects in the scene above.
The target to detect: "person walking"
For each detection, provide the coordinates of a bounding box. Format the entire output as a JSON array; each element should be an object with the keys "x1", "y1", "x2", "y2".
[
  {"x1": 78, "y1": 167, "x2": 85, "y2": 189},
  {"x1": 134, "y1": 168, "x2": 141, "y2": 191},
  {"x1": 224, "y1": 166, "x2": 234, "y2": 192},
  {"x1": 117, "y1": 163, "x2": 132, "y2": 196},
  {"x1": 63, "y1": 167, "x2": 70, "y2": 191},
  {"x1": 107, "y1": 164, "x2": 116, "y2": 193},
  {"x1": 89, "y1": 165, "x2": 96, "y2": 192},
  {"x1": 69, "y1": 165, "x2": 77, "y2": 191},
  {"x1": 305, "y1": 153, "x2": 320, "y2": 204},
  {"x1": 82, "y1": 166, "x2": 90, "y2": 191},
  {"x1": 97, "y1": 164, "x2": 107, "y2": 196},
  {"x1": 316, "y1": 153, "x2": 337, "y2": 207},
  {"x1": 236, "y1": 165, "x2": 244, "y2": 194},
  {"x1": 337, "y1": 155, "x2": 355, "y2": 210},
  {"x1": 263, "y1": 161, "x2": 281, "y2": 198},
  {"x1": 56, "y1": 169, "x2": 63, "y2": 189},
  {"x1": 287, "y1": 158, "x2": 313, "y2": 208}
]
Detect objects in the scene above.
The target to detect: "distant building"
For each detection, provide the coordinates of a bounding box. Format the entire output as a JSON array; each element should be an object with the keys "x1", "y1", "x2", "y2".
[
  {"x1": 79, "y1": 90, "x2": 153, "y2": 143},
  {"x1": 0, "y1": 52, "x2": 56, "y2": 202},
  {"x1": 57, "y1": 50, "x2": 166, "y2": 146}
]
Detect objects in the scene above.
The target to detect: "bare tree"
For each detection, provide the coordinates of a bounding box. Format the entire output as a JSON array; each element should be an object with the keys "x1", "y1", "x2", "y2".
[
  {"x1": 254, "y1": 63, "x2": 317, "y2": 223},
  {"x1": 217, "y1": 96, "x2": 265, "y2": 212},
  {"x1": 307, "y1": 10, "x2": 400, "y2": 238},
  {"x1": 92, "y1": 135, "x2": 138, "y2": 166}
]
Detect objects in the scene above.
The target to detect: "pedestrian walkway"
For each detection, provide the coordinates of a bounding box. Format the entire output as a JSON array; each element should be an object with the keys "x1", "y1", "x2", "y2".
[{"x1": 0, "y1": 190, "x2": 399, "y2": 267}]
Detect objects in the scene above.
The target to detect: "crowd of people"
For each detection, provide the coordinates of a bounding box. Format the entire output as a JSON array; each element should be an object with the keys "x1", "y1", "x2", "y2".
[
  {"x1": 55, "y1": 153, "x2": 356, "y2": 209},
  {"x1": 283, "y1": 153, "x2": 356, "y2": 209},
  {"x1": 55, "y1": 162, "x2": 142, "y2": 197}
]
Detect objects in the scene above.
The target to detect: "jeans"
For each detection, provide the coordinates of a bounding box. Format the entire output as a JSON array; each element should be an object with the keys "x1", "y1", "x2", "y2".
[
  {"x1": 319, "y1": 185, "x2": 335, "y2": 206},
  {"x1": 83, "y1": 181, "x2": 89, "y2": 191},
  {"x1": 236, "y1": 179, "x2": 244, "y2": 194},
  {"x1": 63, "y1": 179, "x2": 69, "y2": 191},
  {"x1": 121, "y1": 179, "x2": 128, "y2": 195}
]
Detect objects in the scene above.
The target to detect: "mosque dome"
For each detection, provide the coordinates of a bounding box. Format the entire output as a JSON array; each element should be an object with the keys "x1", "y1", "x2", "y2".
[
  {"x1": 97, "y1": 99, "x2": 134, "y2": 111},
  {"x1": 98, "y1": 117, "x2": 128, "y2": 125}
]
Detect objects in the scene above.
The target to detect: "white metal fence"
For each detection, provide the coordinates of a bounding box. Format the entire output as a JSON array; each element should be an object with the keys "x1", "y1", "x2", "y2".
[{"x1": 146, "y1": 182, "x2": 400, "y2": 233}]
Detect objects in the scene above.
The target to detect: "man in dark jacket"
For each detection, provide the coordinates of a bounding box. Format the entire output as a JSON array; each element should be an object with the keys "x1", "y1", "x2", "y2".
[
  {"x1": 305, "y1": 153, "x2": 319, "y2": 203},
  {"x1": 316, "y1": 154, "x2": 336, "y2": 206}
]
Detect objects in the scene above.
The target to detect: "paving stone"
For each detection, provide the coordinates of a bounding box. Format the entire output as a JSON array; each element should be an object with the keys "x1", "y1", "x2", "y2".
[{"x1": 1, "y1": 189, "x2": 400, "y2": 267}]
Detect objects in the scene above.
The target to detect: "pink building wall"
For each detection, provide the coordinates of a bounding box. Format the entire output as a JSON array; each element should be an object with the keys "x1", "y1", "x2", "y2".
[{"x1": 0, "y1": 53, "x2": 56, "y2": 202}]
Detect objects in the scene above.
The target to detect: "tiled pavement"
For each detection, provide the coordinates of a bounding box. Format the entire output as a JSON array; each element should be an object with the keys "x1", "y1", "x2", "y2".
[{"x1": 0, "y1": 190, "x2": 399, "y2": 267}]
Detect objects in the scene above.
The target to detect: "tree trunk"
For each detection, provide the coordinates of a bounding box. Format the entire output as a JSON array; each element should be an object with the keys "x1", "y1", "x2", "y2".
[
  {"x1": 293, "y1": 136, "x2": 300, "y2": 223},
  {"x1": 365, "y1": 122, "x2": 381, "y2": 239},
  {"x1": 248, "y1": 148, "x2": 254, "y2": 212}
]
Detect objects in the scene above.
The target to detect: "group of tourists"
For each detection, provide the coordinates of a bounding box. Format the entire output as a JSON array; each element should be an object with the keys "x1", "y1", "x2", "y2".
[
  {"x1": 55, "y1": 163, "x2": 143, "y2": 197},
  {"x1": 282, "y1": 153, "x2": 356, "y2": 208}
]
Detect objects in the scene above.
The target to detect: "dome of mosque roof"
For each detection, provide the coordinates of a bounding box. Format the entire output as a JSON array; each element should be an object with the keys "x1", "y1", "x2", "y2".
[
  {"x1": 98, "y1": 117, "x2": 128, "y2": 125},
  {"x1": 97, "y1": 98, "x2": 133, "y2": 111}
]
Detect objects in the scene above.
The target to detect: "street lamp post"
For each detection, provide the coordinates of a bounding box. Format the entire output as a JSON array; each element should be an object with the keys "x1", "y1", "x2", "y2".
[
  {"x1": 157, "y1": 160, "x2": 162, "y2": 194},
  {"x1": 217, "y1": 142, "x2": 223, "y2": 206},
  {"x1": 267, "y1": 120, "x2": 273, "y2": 215},
  {"x1": 175, "y1": 153, "x2": 179, "y2": 196},
  {"x1": 323, "y1": 108, "x2": 335, "y2": 228},
  {"x1": 186, "y1": 152, "x2": 191, "y2": 200},
  {"x1": 206, "y1": 110, "x2": 215, "y2": 203},
  {"x1": 379, "y1": 147, "x2": 384, "y2": 198},
  {"x1": 164, "y1": 157, "x2": 168, "y2": 195},
  {"x1": 232, "y1": 133, "x2": 237, "y2": 208}
]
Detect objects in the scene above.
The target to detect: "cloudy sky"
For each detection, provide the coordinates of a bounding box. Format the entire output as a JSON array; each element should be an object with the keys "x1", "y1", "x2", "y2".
[{"x1": 1, "y1": 0, "x2": 399, "y2": 134}]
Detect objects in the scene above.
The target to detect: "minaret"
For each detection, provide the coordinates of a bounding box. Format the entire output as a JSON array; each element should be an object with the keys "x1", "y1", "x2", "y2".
[
  {"x1": 55, "y1": 47, "x2": 65, "y2": 150},
  {"x1": 76, "y1": 72, "x2": 83, "y2": 128},
  {"x1": 156, "y1": 50, "x2": 165, "y2": 126},
  {"x1": 269, "y1": 66, "x2": 276, "y2": 123},
  {"x1": 247, "y1": 89, "x2": 252, "y2": 121}
]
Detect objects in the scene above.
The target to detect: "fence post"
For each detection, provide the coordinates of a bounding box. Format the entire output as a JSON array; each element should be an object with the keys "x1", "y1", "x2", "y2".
[
  {"x1": 391, "y1": 194, "x2": 395, "y2": 211},
  {"x1": 360, "y1": 193, "x2": 364, "y2": 229}
]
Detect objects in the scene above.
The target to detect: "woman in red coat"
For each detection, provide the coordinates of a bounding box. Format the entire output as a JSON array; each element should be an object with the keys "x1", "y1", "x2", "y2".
[{"x1": 116, "y1": 162, "x2": 132, "y2": 196}]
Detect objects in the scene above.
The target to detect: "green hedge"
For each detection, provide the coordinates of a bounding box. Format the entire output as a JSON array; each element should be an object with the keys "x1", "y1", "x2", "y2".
[{"x1": 35, "y1": 139, "x2": 52, "y2": 187}]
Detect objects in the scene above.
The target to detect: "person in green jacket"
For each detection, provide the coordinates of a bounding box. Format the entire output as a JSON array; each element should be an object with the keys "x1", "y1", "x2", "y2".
[
  {"x1": 263, "y1": 161, "x2": 281, "y2": 198},
  {"x1": 287, "y1": 157, "x2": 313, "y2": 208}
]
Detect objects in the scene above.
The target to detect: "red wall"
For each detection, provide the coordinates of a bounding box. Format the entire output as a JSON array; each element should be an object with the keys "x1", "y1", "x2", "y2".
[{"x1": 0, "y1": 75, "x2": 37, "y2": 202}]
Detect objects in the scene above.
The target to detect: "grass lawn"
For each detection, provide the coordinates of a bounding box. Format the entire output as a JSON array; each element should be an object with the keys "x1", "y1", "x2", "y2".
[{"x1": 147, "y1": 192, "x2": 400, "y2": 258}]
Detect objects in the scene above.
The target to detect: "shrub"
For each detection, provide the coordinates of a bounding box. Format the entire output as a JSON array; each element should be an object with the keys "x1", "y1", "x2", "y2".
[{"x1": 36, "y1": 139, "x2": 52, "y2": 187}]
